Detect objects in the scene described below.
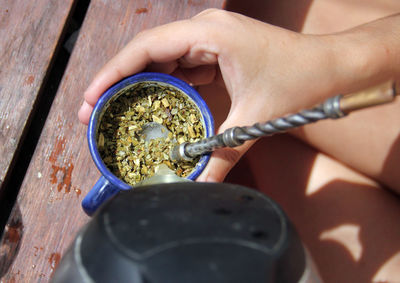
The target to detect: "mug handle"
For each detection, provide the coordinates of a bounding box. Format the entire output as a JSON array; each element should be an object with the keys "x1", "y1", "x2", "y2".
[{"x1": 82, "y1": 176, "x2": 120, "y2": 216}]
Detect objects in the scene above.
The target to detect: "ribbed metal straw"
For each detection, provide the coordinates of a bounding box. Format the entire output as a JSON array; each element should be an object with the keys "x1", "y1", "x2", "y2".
[
  {"x1": 171, "y1": 95, "x2": 344, "y2": 161},
  {"x1": 187, "y1": 106, "x2": 327, "y2": 154},
  {"x1": 170, "y1": 80, "x2": 397, "y2": 162}
]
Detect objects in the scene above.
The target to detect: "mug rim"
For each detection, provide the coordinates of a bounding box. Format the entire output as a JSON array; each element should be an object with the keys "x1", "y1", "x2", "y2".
[{"x1": 87, "y1": 72, "x2": 215, "y2": 190}]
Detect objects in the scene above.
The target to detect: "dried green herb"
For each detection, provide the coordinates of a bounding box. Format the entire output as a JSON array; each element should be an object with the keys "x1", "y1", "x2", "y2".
[{"x1": 97, "y1": 82, "x2": 205, "y2": 186}]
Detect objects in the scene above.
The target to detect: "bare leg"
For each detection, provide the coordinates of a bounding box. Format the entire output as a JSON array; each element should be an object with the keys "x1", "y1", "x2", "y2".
[
  {"x1": 225, "y1": 0, "x2": 400, "y2": 192},
  {"x1": 294, "y1": 0, "x2": 400, "y2": 193},
  {"x1": 214, "y1": 1, "x2": 400, "y2": 281},
  {"x1": 225, "y1": 135, "x2": 400, "y2": 282},
  {"x1": 199, "y1": 79, "x2": 400, "y2": 282}
]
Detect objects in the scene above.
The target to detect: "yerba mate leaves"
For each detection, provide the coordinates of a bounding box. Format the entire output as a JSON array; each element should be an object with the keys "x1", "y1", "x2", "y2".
[{"x1": 97, "y1": 82, "x2": 204, "y2": 186}]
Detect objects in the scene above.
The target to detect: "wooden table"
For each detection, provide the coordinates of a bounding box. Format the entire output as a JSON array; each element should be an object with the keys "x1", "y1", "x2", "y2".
[
  {"x1": 0, "y1": 1, "x2": 227, "y2": 281},
  {"x1": 4, "y1": 1, "x2": 400, "y2": 282}
]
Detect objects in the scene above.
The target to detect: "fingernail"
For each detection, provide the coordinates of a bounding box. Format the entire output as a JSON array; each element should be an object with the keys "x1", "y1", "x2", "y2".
[
  {"x1": 78, "y1": 101, "x2": 87, "y2": 113},
  {"x1": 78, "y1": 101, "x2": 93, "y2": 125}
]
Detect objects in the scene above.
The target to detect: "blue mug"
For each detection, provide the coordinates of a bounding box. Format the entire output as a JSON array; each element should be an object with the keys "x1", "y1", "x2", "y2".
[{"x1": 82, "y1": 73, "x2": 215, "y2": 215}]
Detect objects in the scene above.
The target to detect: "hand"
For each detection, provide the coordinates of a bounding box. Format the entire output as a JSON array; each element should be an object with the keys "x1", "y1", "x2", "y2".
[{"x1": 78, "y1": 9, "x2": 388, "y2": 182}]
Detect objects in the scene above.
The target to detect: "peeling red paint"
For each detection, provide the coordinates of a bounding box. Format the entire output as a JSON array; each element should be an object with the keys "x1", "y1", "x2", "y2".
[
  {"x1": 24, "y1": 75, "x2": 34, "y2": 85},
  {"x1": 135, "y1": 7, "x2": 148, "y2": 14},
  {"x1": 50, "y1": 162, "x2": 74, "y2": 193},
  {"x1": 49, "y1": 137, "x2": 66, "y2": 163},
  {"x1": 49, "y1": 252, "x2": 61, "y2": 277}
]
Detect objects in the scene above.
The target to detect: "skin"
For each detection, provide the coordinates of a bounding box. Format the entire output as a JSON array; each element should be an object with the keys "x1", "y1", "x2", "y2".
[
  {"x1": 78, "y1": 9, "x2": 400, "y2": 185},
  {"x1": 78, "y1": 2, "x2": 400, "y2": 281}
]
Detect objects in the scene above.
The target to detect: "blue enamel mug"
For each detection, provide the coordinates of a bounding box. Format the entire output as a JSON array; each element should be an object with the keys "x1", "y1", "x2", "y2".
[{"x1": 82, "y1": 72, "x2": 214, "y2": 216}]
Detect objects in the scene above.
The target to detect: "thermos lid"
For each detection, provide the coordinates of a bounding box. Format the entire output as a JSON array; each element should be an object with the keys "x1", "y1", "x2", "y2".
[{"x1": 53, "y1": 182, "x2": 306, "y2": 283}]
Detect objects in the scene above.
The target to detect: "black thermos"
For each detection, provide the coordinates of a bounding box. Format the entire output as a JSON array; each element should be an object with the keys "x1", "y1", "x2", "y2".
[{"x1": 52, "y1": 182, "x2": 321, "y2": 283}]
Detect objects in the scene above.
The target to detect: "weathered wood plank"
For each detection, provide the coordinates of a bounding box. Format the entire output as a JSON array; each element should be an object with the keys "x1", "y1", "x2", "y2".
[
  {"x1": 0, "y1": 0, "x2": 76, "y2": 196},
  {"x1": 0, "y1": 1, "x2": 224, "y2": 281}
]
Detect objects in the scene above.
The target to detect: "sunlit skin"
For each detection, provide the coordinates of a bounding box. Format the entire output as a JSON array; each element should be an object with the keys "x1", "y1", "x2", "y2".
[{"x1": 78, "y1": 1, "x2": 400, "y2": 281}]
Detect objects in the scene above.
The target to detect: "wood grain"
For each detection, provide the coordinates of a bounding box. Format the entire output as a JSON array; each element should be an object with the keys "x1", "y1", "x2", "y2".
[
  {"x1": 0, "y1": 1, "x2": 224, "y2": 281},
  {"x1": 0, "y1": 0, "x2": 76, "y2": 196}
]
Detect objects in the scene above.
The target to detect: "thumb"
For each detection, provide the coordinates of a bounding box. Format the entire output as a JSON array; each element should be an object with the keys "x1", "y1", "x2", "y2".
[
  {"x1": 196, "y1": 114, "x2": 257, "y2": 183},
  {"x1": 196, "y1": 141, "x2": 255, "y2": 183}
]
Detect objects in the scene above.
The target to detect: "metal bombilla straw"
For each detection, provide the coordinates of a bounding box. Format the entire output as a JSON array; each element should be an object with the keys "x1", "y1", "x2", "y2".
[{"x1": 171, "y1": 80, "x2": 398, "y2": 162}]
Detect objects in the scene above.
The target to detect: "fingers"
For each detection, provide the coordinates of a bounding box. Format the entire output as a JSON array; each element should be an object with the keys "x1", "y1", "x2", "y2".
[
  {"x1": 196, "y1": 108, "x2": 259, "y2": 183},
  {"x1": 78, "y1": 101, "x2": 93, "y2": 125},
  {"x1": 179, "y1": 47, "x2": 219, "y2": 67},
  {"x1": 79, "y1": 18, "x2": 223, "y2": 123},
  {"x1": 196, "y1": 142, "x2": 254, "y2": 182},
  {"x1": 77, "y1": 8, "x2": 268, "y2": 181},
  {"x1": 145, "y1": 61, "x2": 179, "y2": 75},
  {"x1": 172, "y1": 65, "x2": 218, "y2": 86},
  {"x1": 82, "y1": 20, "x2": 194, "y2": 107},
  {"x1": 82, "y1": 42, "x2": 176, "y2": 107}
]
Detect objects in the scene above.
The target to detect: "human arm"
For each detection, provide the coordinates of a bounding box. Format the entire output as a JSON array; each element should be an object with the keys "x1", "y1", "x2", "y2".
[{"x1": 78, "y1": 9, "x2": 400, "y2": 183}]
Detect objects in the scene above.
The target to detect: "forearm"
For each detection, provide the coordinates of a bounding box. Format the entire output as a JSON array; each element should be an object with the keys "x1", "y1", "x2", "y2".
[
  {"x1": 246, "y1": 14, "x2": 400, "y2": 120},
  {"x1": 293, "y1": 13, "x2": 400, "y2": 191},
  {"x1": 324, "y1": 13, "x2": 400, "y2": 97},
  {"x1": 79, "y1": 9, "x2": 400, "y2": 185}
]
